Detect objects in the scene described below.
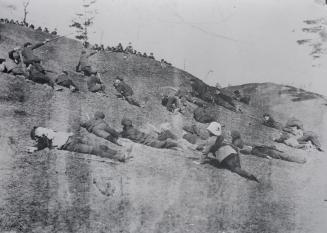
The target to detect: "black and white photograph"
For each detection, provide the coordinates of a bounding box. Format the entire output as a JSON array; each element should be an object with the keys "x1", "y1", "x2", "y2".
[{"x1": 0, "y1": 0, "x2": 327, "y2": 232}]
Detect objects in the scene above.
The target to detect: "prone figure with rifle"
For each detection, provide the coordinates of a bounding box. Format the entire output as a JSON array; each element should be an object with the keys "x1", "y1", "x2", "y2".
[{"x1": 6, "y1": 36, "x2": 67, "y2": 88}]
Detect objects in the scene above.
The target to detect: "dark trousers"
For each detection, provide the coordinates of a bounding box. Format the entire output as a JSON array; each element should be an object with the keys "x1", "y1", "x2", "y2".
[
  {"x1": 62, "y1": 135, "x2": 124, "y2": 161},
  {"x1": 126, "y1": 96, "x2": 141, "y2": 107},
  {"x1": 221, "y1": 153, "x2": 258, "y2": 182},
  {"x1": 29, "y1": 73, "x2": 54, "y2": 88},
  {"x1": 251, "y1": 146, "x2": 306, "y2": 164},
  {"x1": 56, "y1": 79, "x2": 79, "y2": 90},
  {"x1": 91, "y1": 127, "x2": 119, "y2": 144}
]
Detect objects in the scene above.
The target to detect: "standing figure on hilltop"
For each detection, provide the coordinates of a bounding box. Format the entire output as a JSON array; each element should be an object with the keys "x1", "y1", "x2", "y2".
[
  {"x1": 43, "y1": 27, "x2": 49, "y2": 33},
  {"x1": 115, "y1": 43, "x2": 124, "y2": 52},
  {"x1": 125, "y1": 42, "x2": 133, "y2": 53},
  {"x1": 51, "y1": 29, "x2": 57, "y2": 35},
  {"x1": 113, "y1": 77, "x2": 142, "y2": 107},
  {"x1": 148, "y1": 52, "x2": 155, "y2": 59}
]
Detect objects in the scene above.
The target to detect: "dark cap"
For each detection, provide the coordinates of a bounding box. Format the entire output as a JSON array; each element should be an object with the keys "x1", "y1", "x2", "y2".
[
  {"x1": 231, "y1": 130, "x2": 241, "y2": 140},
  {"x1": 24, "y1": 42, "x2": 32, "y2": 47},
  {"x1": 115, "y1": 76, "x2": 123, "y2": 81},
  {"x1": 121, "y1": 118, "x2": 132, "y2": 126},
  {"x1": 94, "y1": 111, "x2": 105, "y2": 119}
]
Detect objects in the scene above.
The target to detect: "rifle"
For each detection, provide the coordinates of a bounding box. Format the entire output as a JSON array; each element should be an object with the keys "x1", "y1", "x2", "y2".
[
  {"x1": 44, "y1": 33, "x2": 74, "y2": 45},
  {"x1": 44, "y1": 69, "x2": 57, "y2": 74}
]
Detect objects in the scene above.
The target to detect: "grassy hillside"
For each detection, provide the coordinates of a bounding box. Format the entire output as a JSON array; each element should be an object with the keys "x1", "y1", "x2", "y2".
[
  {"x1": 225, "y1": 82, "x2": 327, "y2": 144},
  {"x1": 0, "y1": 23, "x2": 327, "y2": 233}
]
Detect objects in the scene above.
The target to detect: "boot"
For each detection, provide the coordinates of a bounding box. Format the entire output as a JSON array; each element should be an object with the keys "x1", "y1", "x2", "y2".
[{"x1": 106, "y1": 135, "x2": 122, "y2": 146}]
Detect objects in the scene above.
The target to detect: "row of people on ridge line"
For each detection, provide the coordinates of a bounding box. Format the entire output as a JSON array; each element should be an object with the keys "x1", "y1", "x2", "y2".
[
  {"x1": 91, "y1": 42, "x2": 172, "y2": 67},
  {"x1": 0, "y1": 18, "x2": 58, "y2": 35},
  {"x1": 1, "y1": 18, "x2": 171, "y2": 70}
]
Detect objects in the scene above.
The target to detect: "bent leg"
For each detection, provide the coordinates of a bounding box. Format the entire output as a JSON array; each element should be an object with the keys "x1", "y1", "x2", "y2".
[
  {"x1": 219, "y1": 93, "x2": 236, "y2": 107},
  {"x1": 65, "y1": 140, "x2": 124, "y2": 162},
  {"x1": 222, "y1": 153, "x2": 259, "y2": 182},
  {"x1": 89, "y1": 83, "x2": 104, "y2": 92},
  {"x1": 31, "y1": 74, "x2": 54, "y2": 88},
  {"x1": 274, "y1": 151, "x2": 306, "y2": 164},
  {"x1": 145, "y1": 138, "x2": 177, "y2": 149},
  {"x1": 298, "y1": 132, "x2": 321, "y2": 149},
  {"x1": 126, "y1": 96, "x2": 141, "y2": 107},
  {"x1": 92, "y1": 128, "x2": 110, "y2": 139},
  {"x1": 92, "y1": 128, "x2": 119, "y2": 145},
  {"x1": 104, "y1": 126, "x2": 120, "y2": 138}
]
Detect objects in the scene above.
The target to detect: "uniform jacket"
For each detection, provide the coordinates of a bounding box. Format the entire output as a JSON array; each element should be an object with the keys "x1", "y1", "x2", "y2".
[
  {"x1": 22, "y1": 42, "x2": 44, "y2": 63},
  {"x1": 115, "y1": 81, "x2": 134, "y2": 97}
]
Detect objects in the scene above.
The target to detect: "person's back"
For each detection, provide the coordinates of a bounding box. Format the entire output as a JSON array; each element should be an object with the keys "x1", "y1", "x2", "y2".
[
  {"x1": 55, "y1": 73, "x2": 69, "y2": 83},
  {"x1": 82, "y1": 118, "x2": 108, "y2": 132},
  {"x1": 122, "y1": 125, "x2": 147, "y2": 142},
  {"x1": 81, "y1": 113, "x2": 120, "y2": 144},
  {"x1": 162, "y1": 95, "x2": 179, "y2": 112},
  {"x1": 77, "y1": 49, "x2": 97, "y2": 75},
  {"x1": 86, "y1": 74, "x2": 105, "y2": 92},
  {"x1": 21, "y1": 41, "x2": 46, "y2": 65},
  {"x1": 121, "y1": 119, "x2": 177, "y2": 149},
  {"x1": 262, "y1": 114, "x2": 279, "y2": 129},
  {"x1": 87, "y1": 75, "x2": 100, "y2": 86},
  {"x1": 116, "y1": 81, "x2": 133, "y2": 97},
  {"x1": 79, "y1": 51, "x2": 90, "y2": 69}
]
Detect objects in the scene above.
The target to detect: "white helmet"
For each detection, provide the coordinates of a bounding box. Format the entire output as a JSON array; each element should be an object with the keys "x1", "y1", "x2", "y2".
[{"x1": 207, "y1": 122, "x2": 222, "y2": 136}]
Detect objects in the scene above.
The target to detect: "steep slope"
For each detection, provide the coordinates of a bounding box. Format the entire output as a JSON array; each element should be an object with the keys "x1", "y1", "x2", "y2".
[{"x1": 0, "y1": 23, "x2": 327, "y2": 233}]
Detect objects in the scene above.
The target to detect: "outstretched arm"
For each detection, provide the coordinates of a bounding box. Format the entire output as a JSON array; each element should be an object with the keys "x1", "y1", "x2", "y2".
[
  {"x1": 31, "y1": 42, "x2": 46, "y2": 50},
  {"x1": 87, "y1": 51, "x2": 98, "y2": 58}
]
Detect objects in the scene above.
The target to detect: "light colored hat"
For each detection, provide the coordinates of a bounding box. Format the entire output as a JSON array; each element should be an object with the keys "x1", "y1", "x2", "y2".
[{"x1": 207, "y1": 122, "x2": 222, "y2": 136}]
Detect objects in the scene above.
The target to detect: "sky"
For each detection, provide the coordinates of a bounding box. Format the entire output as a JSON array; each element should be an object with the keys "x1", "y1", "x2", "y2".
[{"x1": 1, "y1": 0, "x2": 327, "y2": 96}]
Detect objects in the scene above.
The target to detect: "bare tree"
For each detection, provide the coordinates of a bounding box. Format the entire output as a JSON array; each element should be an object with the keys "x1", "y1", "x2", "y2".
[
  {"x1": 70, "y1": 0, "x2": 98, "y2": 47},
  {"x1": 22, "y1": 0, "x2": 30, "y2": 24}
]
